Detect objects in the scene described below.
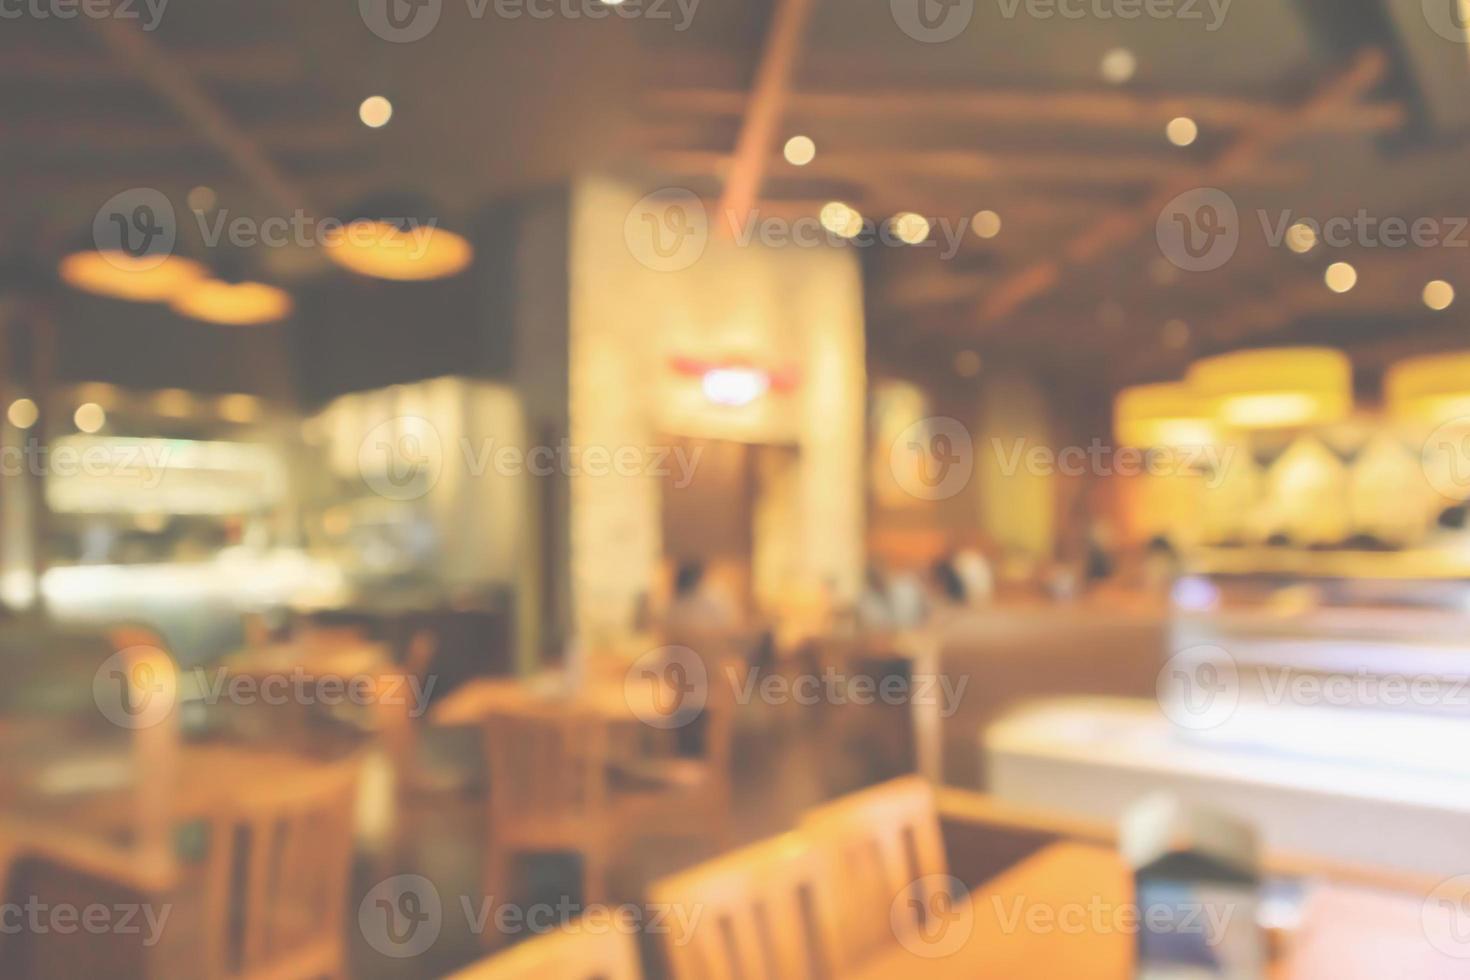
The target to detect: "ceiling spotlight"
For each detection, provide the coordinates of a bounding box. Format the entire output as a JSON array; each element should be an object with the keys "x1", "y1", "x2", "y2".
[
  {"x1": 819, "y1": 201, "x2": 863, "y2": 239},
  {"x1": 359, "y1": 95, "x2": 393, "y2": 129},
  {"x1": 1324, "y1": 261, "x2": 1357, "y2": 294},
  {"x1": 6, "y1": 398, "x2": 38, "y2": 430},
  {"x1": 74, "y1": 402, "x2": 106, "y2": 434},
  {"x1": 783, "y1": 135, "x2": 816, "y2": 167},
  {"x1": 1286, "y1": 222, "x2": 1318, "y2": 254},
  {"x1": 1424, "y1": 279, "x2": 1455, "y2": 311},
  {"x1": 1166, "y1": 117, "x2": 1199, "y2": 147},
  {"x1": 971, "y1": 210, "x2": 1002, "y2": 239},
  {"x1": 187, "y1": 186, "x2": 217, "y2": 212},
  {"x1": 953, "y1": 350, "x2": 982, "y2": 378},
  {"x1": 891, "y1": 212, "x2": 930, "y2": 245},
  {"x1": 1161, "y1": 319, "x2": 1191, "y2": 349},
  {"x1": 1100, "y1": 48, "x2": 1137, "y2": 85}
]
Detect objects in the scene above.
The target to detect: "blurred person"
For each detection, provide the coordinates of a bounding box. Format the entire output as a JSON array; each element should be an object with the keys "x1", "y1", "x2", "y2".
[{"x1": 662, "y1": 559, "x2": 737, "y2": 645}]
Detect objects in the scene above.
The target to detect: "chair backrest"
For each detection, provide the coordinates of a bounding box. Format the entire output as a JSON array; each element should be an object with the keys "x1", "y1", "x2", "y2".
[
  {"x1": 446, "y1": 926, "x2": 641, "y2": 980},
  {"x1": 801, "y1": 776, "x2": 950, "y2": 966},
  {"x1": 648, "y1": 832, "x2": 840, "y2": 980},
  {"x1": 484, "y1": 707, "x2": 607, "y2": 831},
  {"x1": 202, "y1": 756, "x2": 359, "y2": 980}
]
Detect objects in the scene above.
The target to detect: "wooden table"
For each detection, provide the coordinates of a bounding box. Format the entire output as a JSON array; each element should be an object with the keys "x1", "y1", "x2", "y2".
[
  {"x1": 850, "y1": 842, "x2": 1462, "y2": 979},
  {"x1": 430, "y1": 668, "x2": 667, "y2": 728}
]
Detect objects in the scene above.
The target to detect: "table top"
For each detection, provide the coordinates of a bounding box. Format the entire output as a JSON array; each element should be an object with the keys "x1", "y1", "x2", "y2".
[
  {"x1": 431, "y1": 669, "x2": 666, "y2": 727},
  {"x1": 850, "y1": 842, "x2": 1458, "y2": 980}
]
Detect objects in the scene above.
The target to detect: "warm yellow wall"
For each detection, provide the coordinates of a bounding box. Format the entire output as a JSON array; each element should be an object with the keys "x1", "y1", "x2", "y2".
[
  {"x1": 567, "y1": 175, "x2": 866, "y2": 639},
  {"x1": 974, "y1": 373, "x2": 1056, "y2": 562}
]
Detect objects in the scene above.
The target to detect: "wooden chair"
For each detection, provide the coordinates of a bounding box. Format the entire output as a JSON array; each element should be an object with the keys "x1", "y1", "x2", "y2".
[
  {"x1": 801, "y1": 776, "x2": 953, "y2": 968},
  {"x1": 444, "y1": 926, "x2": 641, "y2": 980},
  {"x1": 483, "y1": 707, "x2": 614, "y2": 912},
  {"x1": 647, "y1": 832, "x2": 841, "y2": 980},
  {"x1": 201, "y1": 756, "x2": 360, "y2": 980}
]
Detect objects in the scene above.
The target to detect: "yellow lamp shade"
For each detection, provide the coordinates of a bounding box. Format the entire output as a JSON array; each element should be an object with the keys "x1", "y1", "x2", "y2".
[
  {"x1": 324, "y1": 220, "x2": 473, "y2": 281},
  {"x1": 59, "y1": 251, "x2": 206, "y2": 302},
  {"x1": 1384, "y1": 351, "x2": 1470, "y2": 426},
  {"x1": 1187, "y1": 347, "x2": 1352, "y2": 429},
  {"x1": 1114, "y1": 382, "x2": 1216, "y2": 447},
  {"x1": 170, "y1": 279, "x2": 293, "y2": 325}
]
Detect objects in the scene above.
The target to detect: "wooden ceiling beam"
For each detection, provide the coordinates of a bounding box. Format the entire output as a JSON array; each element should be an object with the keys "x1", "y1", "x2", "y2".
[
  {"x1": 977, "y1": 49, "x2": 1392, "y2": 324},
  {"x1": 83, "y1": 19, "x2": 312, "y2": 216},
  {"x1": 655, "y1": 148, "x2": 1304, "y2": 189},
  {"x1": 648, "y1": 85, "x2": 1404, "y2": 135},
  {"x1": 716, "y1": 0, "x2": 818, "y2": 226}
]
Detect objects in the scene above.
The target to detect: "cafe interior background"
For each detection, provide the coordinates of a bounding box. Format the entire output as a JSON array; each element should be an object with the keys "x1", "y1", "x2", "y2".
[{"x1": 4, "y1": 0, "x2": 1470, "y2": 976}]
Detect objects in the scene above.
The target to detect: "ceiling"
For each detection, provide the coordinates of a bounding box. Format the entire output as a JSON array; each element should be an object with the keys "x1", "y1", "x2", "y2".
[{"x1": 5, "y1": 0, "x2": 1470, "y2": 399}]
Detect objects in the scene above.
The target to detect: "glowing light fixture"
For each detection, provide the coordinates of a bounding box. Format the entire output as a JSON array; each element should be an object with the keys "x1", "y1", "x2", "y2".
[
  {"x1": 1100, "y1": 47, "x2": 1137, "y2": 84},
  {"x1": 359, "y1": 95, "x2": 393, "y2": 128},
  {"x1": 218, "y1": 393, "x2": 261, "y2": 424},
  {"x1": 783, "y1": 135, "x2": 816, "y2": 166},
  {"x1": 154, "y1": 389, "x2": 195, "y2": 417},
  {"x1": 187, "y1": 186, "x2": 217, "y2": 212},
  {"x1": 1385, "y1": 351, "x2": 1470, "y2": 425},
  {"x1": 819, "y1": 201, "x2": 863, "y2": 239},
  {"x1": 1286, "y1": 222, "x2": 1317, "y2": 254},
  {"x1": 1113, "y1": 382, "x2": 1215, "y2": 448},
  {"x1": 1166, "y1": 117, "x2": 1198, "y2": 147},
  {"x1": 1187, "y1": 347, "x2": 1352, "y2": 429},
  {"x1": 1324, "y1": 261, "x2": 1357, "y2": 293},
  {"x1": 701, "y1": 367, "x2": 770, "y2": 407},
  {"x1": 953, "y1": 350, "x2": 982, "y2": 378},
  {"x1": 6, "y1": 398, "x2": 38, "y2": 430},
  {"x1": 59, "y1": 251, "x2": 206, "y2": 303},
  {"x1": 891, "y1": 212, "x2": 930, "y2": 245},
  {"x1": 971, "y1": 210, "x2": 1002, "y2": 239},
  {"x1": 325, "y1": 220, "x2": 474, "y2": 281},
  {"x1": 74, "y1": 403, "x2": 106, "y2": 434},
  {"x1": 171, "y1": 279, "x2": 293, "y2": 325},
  {"x1": 1424, "y1": 280, "x2": 1455, "y2": 311}
]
